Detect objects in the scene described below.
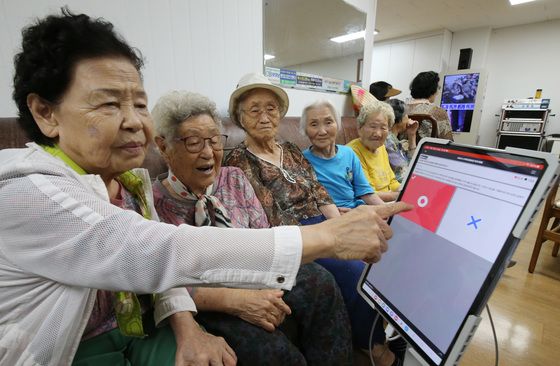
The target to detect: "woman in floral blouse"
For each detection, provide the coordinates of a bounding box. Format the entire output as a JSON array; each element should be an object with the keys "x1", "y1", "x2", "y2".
[{"x1": 224, "y1": 74, "x2": 339, "y2": 226}]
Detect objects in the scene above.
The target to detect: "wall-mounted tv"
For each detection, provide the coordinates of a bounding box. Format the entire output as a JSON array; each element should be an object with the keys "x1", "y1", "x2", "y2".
[{"x1": 440, "y1": 72, "x2": 480, "y2": 133}]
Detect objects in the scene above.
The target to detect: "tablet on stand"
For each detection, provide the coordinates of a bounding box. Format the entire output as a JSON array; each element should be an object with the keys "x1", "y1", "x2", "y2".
[{"x1": 358, "y1": 138, "x2": 558, "y2": 366}]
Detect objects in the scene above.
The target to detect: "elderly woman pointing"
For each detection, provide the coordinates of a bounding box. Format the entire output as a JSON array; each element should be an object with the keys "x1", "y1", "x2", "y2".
[{"x1": 0, "y1": 10, "x2": 409, "y2": 366}]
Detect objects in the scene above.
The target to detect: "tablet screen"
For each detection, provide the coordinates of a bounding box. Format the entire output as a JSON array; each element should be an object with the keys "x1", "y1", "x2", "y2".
[{"x1": 360, "y1": 142, "x2": 547, "y2": 365}]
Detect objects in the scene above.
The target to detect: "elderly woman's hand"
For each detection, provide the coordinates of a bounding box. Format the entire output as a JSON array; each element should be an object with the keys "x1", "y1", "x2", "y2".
[
  {"x1": 300, "y1": 202, "x2": 413, "y2": 263},
  {"x1": 228, "y1": 289, "x2": 291, "y2": 332},
  {"x1": 170, "y1": 311, "x2": 237, "y2": 366},
  {"x1": 338, "y1": 207, "x2": 352, "y2": 215},
  {"x1": 406, "y1": 118, "x2": 419, "y2": 138}
]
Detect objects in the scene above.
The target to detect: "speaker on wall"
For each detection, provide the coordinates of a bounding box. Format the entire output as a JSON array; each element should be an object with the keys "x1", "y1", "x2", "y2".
[{"x1": 458, "y1": 48, "x2": 473, "y2": 70}]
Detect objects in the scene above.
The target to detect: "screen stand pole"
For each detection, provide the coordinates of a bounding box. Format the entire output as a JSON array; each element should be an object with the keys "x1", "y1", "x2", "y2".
[{"x1": 403, "y1": 314, "x2": 481, "y2": 366}]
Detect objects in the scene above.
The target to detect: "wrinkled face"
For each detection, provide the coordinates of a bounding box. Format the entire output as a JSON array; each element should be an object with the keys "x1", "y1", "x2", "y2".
[
  {"x1": 395, "y1": 114, "x2": 410, "y2": 133},
  {"x1": 165, "y1": 114, "x2": 223, "y2": 194},
  {"x1": 305, "y1": 106, "x2": 338, "y2": 151},
  {"x1": 239, "y1": 89, "x2": 281, "y2": 142},
  {"x1": 52, "y1": 57, "x2": 152, "y2": 179},
  {"x1": 358, "y1": 112, "x2": 389, "y2": 152}
]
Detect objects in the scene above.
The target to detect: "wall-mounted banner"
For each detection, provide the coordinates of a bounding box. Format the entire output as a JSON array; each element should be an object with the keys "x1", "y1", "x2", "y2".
[
  {"x1": 296, "y1": 72, "x2": 322, "y2": 87},
  {"x1": 265, "y1": 67, "x2": 281, "y2": 85},
  {"x1": 279, "y1": 69, "x2": 297, "y2": 87},
  {"x1": 265, "y1": 66, "x2": 353, "y2": 94}
]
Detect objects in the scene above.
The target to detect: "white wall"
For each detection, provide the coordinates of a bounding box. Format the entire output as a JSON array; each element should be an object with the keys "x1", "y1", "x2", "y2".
[
  {"x1": 366, "y1": 21, "x2": 560, "y2": 147},
  {"x1": 343, "y1": 0, "x2": 371, "y2": 13},
  {"x1": 0, "y1": 0, "x2": 263, "y2": 117},
  {"x1": 370, "y1": 31, "x2": 451, "y2": 100},
  {"x1": 285, "y1": 88, "x2": 353, "y2": 118},
  {"x1": 478, "y1": 20, "x2": 560, "y2": 147},
  {"x1": 286, "y1": 52, "x2": 362, "y2": 82},
  {"x1": 0, "y1": 0, "x2": 363, "y2": 121},
  {"x1": 447, "y1": 27, "x2": 491, "y2": 72}
]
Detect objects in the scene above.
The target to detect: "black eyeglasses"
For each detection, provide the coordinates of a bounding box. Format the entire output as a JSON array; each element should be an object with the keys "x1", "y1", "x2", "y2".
[{"x1": 174, "y1": 134, "x2": 228, "y2": 153}]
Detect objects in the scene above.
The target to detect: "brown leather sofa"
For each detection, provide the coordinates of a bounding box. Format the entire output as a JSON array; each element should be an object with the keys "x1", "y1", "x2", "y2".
[
  {"x1": 0, "y1": 116, "x2": 360, "y2": 177},
  {"x1": 0, "y1": 117, "x2": 28, "y2": 149}
]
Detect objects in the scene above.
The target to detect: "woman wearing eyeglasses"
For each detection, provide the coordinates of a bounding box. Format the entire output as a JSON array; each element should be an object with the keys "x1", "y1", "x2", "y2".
[{"x1": 152, "y1": 91, "x2": 354, "y2": 365}]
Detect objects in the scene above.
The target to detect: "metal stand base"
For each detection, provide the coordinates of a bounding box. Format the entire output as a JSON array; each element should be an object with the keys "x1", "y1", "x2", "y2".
[
  {"x1": 403, "y1": 347, "x2": 430, "y2": 366},
  {"x1": 402, "y1": 315, "x2": 481, "y2": 366}
]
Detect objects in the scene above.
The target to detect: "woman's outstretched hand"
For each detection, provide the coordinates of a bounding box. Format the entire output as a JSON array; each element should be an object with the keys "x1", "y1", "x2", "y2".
[{"x1": 300, "y1": 201, "x2": 413, "y2": 263}]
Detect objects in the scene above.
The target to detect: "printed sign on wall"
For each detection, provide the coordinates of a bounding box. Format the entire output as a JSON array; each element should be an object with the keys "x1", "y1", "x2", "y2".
[{"x1": 265, "y1": 66, "x2": 353, "y2": 94}]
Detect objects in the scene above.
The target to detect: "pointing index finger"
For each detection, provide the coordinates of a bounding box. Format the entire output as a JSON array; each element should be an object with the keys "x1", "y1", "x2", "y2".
[{"x1": 374, "y1": 201, "x2": 414, "y2": 219}]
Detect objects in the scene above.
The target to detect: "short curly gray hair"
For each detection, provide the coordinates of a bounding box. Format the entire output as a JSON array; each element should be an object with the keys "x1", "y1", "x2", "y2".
[
  {"x1": 299, "y1": 99, "x2": 340, "y2": 136},
  {"x1": 356, "y1": 100, "x2": 395, "y2": 129},
  {"x1": 151, "y1": 90, "x2": 222, "y2": 141}
]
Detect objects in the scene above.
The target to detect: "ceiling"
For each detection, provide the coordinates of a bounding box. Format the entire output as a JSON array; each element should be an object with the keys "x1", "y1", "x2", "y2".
[
  {"x1": 264, "y1": 0, "x2": 366, "y2": 67},
  {"x1": 264, "y1": 0, "x2": 560, "y2": 68}
]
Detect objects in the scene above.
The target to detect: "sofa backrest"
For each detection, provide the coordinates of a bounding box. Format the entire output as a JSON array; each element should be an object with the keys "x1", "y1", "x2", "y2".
[
  {"x1": 0, "y1": 118, "x2": 28, "y2": 149},
  {"x1": 221, "y1": 116, "x2": 359, "y2": 153},
  {"x1": 0, "y1": 116, "x2": 360, "y2": 178}
]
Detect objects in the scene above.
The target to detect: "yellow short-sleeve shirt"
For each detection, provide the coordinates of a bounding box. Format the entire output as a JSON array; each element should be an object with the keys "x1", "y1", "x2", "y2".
[{"x1": 347, "y1": 138, "x2": 400, "y2": 192}]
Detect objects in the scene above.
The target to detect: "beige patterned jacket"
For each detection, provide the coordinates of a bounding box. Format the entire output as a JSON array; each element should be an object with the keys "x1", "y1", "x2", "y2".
[{"x1": 407, "y1": 99, "x2": 454, "y2": 141}]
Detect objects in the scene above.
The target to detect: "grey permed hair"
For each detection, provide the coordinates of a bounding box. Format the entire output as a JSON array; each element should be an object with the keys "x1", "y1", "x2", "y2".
[
  {"x1": 299, "y1": 99, "x2": 340, "y2": 136},
  {"x1": 356, "y1": 99, "x2": 395, "y2": 129},
  {"x1": 151, "y1": 90, "x2": 222, "y2": 141}
]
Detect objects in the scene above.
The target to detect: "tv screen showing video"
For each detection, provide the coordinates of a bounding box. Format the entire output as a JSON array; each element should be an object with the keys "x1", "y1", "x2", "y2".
[{"x1": 440, "y1": 73, "x2": 480, "y2": 133}]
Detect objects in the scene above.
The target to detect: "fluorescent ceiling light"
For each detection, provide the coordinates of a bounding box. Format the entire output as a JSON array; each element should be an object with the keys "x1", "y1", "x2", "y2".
[
  {"x1": 264, "y1": 54, "x2": 275, "y2": 61},
  {"x1": 330, "y1": 30, "x2": 378, "y2": 43},
  {"x1": 509, "y1": 0, "x2": 537, "y2": 5},
  {"x1": 330, "y1": 30, "x2": 365, "y2": 43}
]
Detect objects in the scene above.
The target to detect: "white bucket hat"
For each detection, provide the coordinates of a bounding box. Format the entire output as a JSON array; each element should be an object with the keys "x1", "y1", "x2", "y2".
[{"x1": 228, "y1": 72, "x2": 289, "y2": 127}]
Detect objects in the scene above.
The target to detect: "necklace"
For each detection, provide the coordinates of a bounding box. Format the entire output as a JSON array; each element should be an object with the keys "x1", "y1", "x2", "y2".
[{"x1": 247, "y1": 143, "x2": 297, "y2": 184}]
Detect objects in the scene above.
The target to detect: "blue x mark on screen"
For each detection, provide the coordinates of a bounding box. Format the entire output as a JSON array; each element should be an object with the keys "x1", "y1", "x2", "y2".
[{"x1": 467, "y1": 216, "x2": 482, "y2": 229}]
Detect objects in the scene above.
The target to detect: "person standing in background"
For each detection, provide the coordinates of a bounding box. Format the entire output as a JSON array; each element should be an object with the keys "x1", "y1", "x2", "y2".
[{"x1": 407, "y1": 71, "x2": 454, "y2": 141}]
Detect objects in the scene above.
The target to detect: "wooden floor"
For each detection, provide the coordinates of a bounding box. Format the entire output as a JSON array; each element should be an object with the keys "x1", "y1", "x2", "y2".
[{"x1": 461, "y1": 207, "x2": 560, "y2": 366}]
